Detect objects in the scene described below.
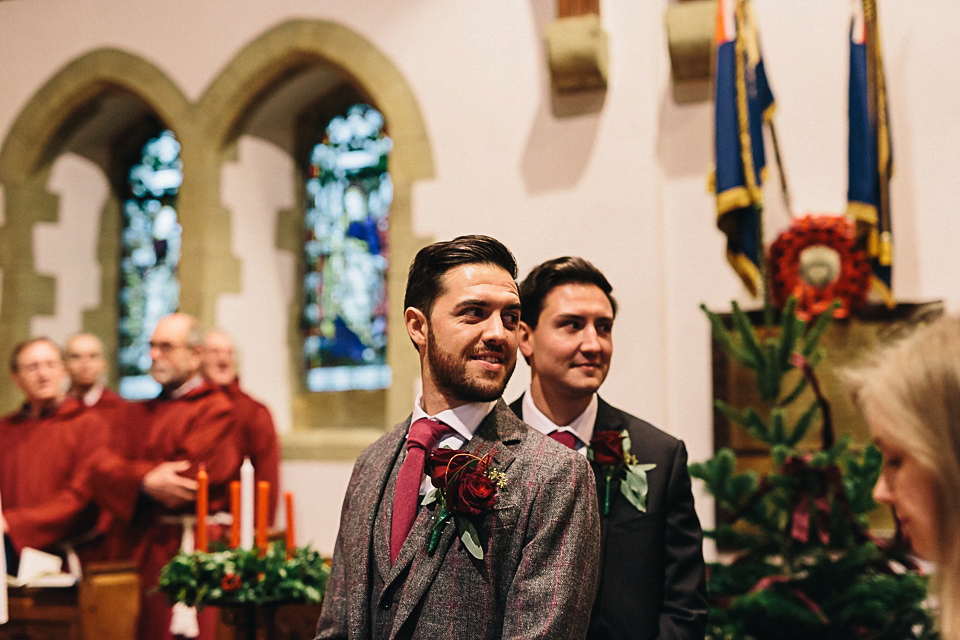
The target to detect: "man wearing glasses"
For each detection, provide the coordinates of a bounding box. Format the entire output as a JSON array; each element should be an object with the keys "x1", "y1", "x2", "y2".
[{"x1": 88, "y1": 313, "x2": 241, "y2": 640}]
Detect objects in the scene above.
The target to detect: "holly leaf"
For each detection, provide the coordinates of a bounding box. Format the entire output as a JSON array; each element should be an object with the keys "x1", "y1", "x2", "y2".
[
  {"x1": 621, "y1": 463, "x2": 656, "y2": 512},
  {"x1": 456, "y1": 517, "x2": 484, "y2": 560}
]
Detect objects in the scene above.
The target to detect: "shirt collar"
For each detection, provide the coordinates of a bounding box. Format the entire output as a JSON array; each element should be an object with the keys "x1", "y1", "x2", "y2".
[
  {"x1": 411, "y1": 395, "x2": 497, "y2": 442},
  {"x1": 170, "y1": 374, "x2": 205, "y2": 400},
  {"x1": 521, "y1": 386, "x2": 598, "y2": 448},
  {"x1": 81, "y1": 384, "x2": 105, "y2": 407}
]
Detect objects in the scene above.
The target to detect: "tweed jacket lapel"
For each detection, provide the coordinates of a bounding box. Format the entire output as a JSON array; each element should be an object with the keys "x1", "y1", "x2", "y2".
[
  {"x1": 373, "y1": 440, "x2": 404, "y2": 583},
  {"x1": 344, "y1": 419, "x2": 408, "y2": 632},
  {"x1": 387, "y1": 400, "x2": 520, "y2": 639}
]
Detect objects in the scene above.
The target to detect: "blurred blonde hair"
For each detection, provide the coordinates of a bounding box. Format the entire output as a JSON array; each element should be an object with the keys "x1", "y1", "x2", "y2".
[{"x1": 847, "y1": 314, "x2": 960, "y2": 639}]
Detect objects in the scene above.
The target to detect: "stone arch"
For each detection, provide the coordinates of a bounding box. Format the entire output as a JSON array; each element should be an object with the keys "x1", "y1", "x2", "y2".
[
  {"x1": 0, "y1": 49, "x2": 191, "y2": 412},
  {"x1": 193, "y1": 20, "x2": 433, "y2": 448},
  {"x1": 0, "y1": 24, "x2": 434, "y2": 446}
]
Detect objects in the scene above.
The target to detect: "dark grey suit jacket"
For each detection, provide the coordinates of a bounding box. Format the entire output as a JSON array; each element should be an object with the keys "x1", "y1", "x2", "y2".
[
  {"x1": 510, "y1": 395, "x2": 707, "y2": 640},
  {"x1": 316, "y1": 399, "x2": 601, "y2": 640}
]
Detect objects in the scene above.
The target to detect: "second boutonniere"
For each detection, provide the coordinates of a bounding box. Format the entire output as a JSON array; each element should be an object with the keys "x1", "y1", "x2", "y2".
[
  {"x1": 422, "y1": 449, "x2": 507, "y2": 560},
  {"x1": 588, "y1": 430, "x2": 656, "y2": 516}
]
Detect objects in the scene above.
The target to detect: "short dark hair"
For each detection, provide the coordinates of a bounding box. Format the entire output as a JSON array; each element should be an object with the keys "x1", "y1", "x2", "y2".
[
  {"x1": 519, "y1": 256, "x2": 618, "y2": 329},
  {"x1": 404, "y1": 235, "x2": 518, "y2": 318},
  {"x1": 9, "y1": 337, "x2": 62, "y2": 373}
]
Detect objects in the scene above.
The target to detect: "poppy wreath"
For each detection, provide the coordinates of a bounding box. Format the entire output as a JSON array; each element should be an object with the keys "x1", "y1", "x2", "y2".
[{"x1": 768, "y1": 215, "x2": 871, "y2": 321}]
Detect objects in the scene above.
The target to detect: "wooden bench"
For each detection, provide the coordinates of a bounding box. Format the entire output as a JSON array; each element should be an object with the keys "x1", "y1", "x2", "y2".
[{"x1": 0, "y1": 563, "x2": 139, "y2": 640}]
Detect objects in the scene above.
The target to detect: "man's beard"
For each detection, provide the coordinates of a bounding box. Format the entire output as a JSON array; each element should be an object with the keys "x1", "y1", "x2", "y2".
[{"x1": 426, "y1": 325, "x2": 515, "y2": 403}]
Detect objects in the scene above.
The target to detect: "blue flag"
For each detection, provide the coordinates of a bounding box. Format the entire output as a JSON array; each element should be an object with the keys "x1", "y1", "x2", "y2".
[
  {"x1": 847, "y1": 0, "x2": 894, "y2": 305},
  {"x1": 712, "y1": 0, "x2": 775, "y2": 297}
]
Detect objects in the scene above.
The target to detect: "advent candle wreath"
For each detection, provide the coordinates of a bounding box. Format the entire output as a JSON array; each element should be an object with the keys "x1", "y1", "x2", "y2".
[
  {"x1": 157, "y1": 543, "x2": 329, "y2": 608},
  {"x1": 158, "y1": 460, "x2": 329, "y2": 607}
]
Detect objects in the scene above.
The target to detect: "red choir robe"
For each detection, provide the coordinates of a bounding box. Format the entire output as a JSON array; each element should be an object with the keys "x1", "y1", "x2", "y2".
[
  {"x1": 88, "y1": 377, "x2": 241, "y2": 640},
  {"x1": 72, "y1": 385, "x2": 132, "y2": 565},
  {"x1": 0, "y1": 397, "x2": 107, "y2": 558},
  {"x1": 87, "y1": 386, "x2": 128, "y2": 411},
  {"x1": 223, "y1": 379, "x2": 280, "y2": 525}
]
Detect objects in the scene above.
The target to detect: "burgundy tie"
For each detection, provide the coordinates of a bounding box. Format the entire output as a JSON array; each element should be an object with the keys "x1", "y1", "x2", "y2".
[
  {"x1": 550, "y1": 430, "x2": 578, "y2": 450},
  {"x1": 391, "y1": 418, "x2": 452, "y2": 563}
]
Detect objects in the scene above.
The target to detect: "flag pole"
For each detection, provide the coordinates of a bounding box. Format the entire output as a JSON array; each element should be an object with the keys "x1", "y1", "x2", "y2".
[{"x1": 766, "y1": 120, "x2": 793, "y2": 218}]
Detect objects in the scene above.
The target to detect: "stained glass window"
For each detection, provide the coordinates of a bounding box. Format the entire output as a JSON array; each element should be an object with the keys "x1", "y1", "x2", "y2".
[
  {"x1": 303, "y1": 105, "x2": 392, "y2": 392},
  {"x1": 118, "y1": 130, "x2": 183, "y2": 399}
]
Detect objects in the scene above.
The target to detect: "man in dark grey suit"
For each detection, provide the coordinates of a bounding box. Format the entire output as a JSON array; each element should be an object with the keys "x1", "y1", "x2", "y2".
[
  {"x1": 316, "y1": 236, "x2": 600, "y2": 640},
  {"x1": 510, "y1": 257, "x2": 707, "y2": 640}
]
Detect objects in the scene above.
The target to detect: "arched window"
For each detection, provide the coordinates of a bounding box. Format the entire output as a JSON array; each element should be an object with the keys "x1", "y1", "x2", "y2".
[
  {"x1": 117, "y1": 129, "x2": 183, "y2": 398},
  {"x1": 302, "y1": 105, "x2": 392, "y2": 392}
]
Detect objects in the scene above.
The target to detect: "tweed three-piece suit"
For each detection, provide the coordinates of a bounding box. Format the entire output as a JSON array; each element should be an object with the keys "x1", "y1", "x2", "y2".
[{"x1": 316, "y1": 400, "x2": 601, "y2": 639}]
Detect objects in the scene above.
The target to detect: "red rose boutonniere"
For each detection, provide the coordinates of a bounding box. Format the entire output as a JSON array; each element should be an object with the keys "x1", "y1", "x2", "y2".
[
  {"x1": 422, "y1": 449, "x2": 506, "y2": 560},
  {"x1": 588, "y1": 430, "x2": 656, "y2": 515}
]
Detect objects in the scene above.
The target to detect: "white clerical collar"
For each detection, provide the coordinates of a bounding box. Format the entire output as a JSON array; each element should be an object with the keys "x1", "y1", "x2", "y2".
[
  {"x1": 411, "y1": 395, "x2": 497, "y2": 443},
  {"x1": 81, "y1": 383, "x2": 105, "y2": 407},
  {"x1": 170, "y1": 374, "x2": 205, "y2": 400},
  {"x1": 521, "y1": 386, "x2": 598, "y2": 453}
]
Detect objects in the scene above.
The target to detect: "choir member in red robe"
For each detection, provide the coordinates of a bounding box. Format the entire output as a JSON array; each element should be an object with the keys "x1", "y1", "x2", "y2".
[
  {"x1": 64, "y1": 332, "x2": 140, "y2": 566},
  {"x1": 65, "y1": 332, "x2": 128, "y2": 412},
  {"x1": 1, "y1": 338, "x2": 107, "y2": 569},
  {"x1": 87, "y1": 314, "x2": 241, "y2": 640},
  {"x1": 202, "y1": 329, "x2": 280, "y2": 524}
]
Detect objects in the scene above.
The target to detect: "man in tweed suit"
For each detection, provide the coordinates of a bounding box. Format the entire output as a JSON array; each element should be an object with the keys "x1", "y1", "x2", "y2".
[
  {"x1": 316, "y1": 236, "x2": 600, "y2": 640},
  {"x1": 510, "y1": 257, "x2": 707, "y2": 640}
]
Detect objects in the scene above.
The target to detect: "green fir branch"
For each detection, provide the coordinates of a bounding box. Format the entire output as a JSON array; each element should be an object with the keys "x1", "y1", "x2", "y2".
[
  {"x1": 777, "y1": 375, "x2": 809, "y2": 408},
  {"x1": 786, "y1": 400, "x2": 820, "y2": 447},
  {"x1": 701, "y1": 304, "x2": 755, "y2": 367},
  {"x1": 776, "y1": 297, "x2": 802, "y2": 369},
  {"x1": 731, "y1": 301, "x2": 764, "y2": 369},
  {"x1": 801, "y1": 301, "x2": 841, "y2": 357}
]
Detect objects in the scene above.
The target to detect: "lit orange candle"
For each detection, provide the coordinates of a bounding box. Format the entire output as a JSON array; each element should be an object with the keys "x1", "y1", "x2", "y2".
[
  {"x1": 285, "y1": 491, "x2": 295, "y2": 559},
  {"x1": 256, "y1": 481, "x2": 269, "y2": 556},
  {"x1": 196, "y1": 465, "x2": 208, "y2": 553},
  {"x1": 229, "y1": 481, "x2": 241, "y2": 548}
]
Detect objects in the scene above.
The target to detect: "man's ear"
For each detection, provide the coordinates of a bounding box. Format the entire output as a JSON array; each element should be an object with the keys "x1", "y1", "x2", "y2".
[
  {"x1": 405, "y1": 307, "x2": 428, "y2": 351},
  {"x1": 518, "y1": 321, "x2": 535, "y2": 360}
]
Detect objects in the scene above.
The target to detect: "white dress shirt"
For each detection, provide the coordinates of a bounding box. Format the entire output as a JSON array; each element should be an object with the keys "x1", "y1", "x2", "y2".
[{"x1": 521, "y1": 386, "x2": 598, "y2": 457}]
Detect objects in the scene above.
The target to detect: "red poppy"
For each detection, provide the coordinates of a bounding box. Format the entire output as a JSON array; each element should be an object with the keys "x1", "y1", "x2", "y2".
[{"x1": 769, "y1": 215, "x2": 871, "y2": 321}]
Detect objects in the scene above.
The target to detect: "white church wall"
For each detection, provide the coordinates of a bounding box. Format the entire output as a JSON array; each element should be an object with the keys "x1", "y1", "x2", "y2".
[
  {"x1": 31, "y1": 154, "x2": 110, "y2": 341},
  {"x1": 218, "y1": 136, "x2": 297, "y2": 435}
]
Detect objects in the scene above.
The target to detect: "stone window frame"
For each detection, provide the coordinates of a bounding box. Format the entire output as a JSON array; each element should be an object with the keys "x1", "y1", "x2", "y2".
[{"x1": 0, "y1": 20, "x2": 433, "y2": 460}]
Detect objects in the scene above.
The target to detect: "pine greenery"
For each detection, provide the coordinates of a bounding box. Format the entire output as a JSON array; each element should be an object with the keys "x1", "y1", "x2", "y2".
[{"x1": 694, "y1": 298, "x2": 936, "y2": 640}]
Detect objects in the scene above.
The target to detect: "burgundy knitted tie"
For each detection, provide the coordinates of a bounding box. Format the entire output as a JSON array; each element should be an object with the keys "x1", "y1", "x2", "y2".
[
  {"x1": 550, "y1": 430, "x2": 578, "y2": 450},
  {"x1": 391, "y1": 418, "x2": 452, "y2": 563}
]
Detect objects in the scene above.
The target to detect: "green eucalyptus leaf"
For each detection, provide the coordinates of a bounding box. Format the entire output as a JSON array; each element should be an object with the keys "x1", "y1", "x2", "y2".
[
  {"x1": 457, "y1": 518, "x2": 484, "y2": 560},
  {"x1": 621, "y1": 463, "x2": 656, "y2": 512}
]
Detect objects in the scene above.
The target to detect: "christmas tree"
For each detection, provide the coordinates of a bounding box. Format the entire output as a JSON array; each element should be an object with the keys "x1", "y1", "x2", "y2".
[{"x1": 694, "y1": 298, "x2": 935, "y2": 640}]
